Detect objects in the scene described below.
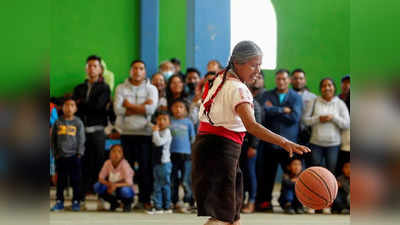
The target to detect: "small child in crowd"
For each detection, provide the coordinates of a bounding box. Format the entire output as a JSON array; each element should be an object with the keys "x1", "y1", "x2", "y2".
[
  {"x1": 331, "y1": 162, "x2": 350, "y2": 214},
  {"x1": 169, "y1": 99, "x2": 195, "y2": 213},
  {"x1": 93, "y1": 144, "x2": 135, "y2": 212},
  {"x1": 51, "y1": 98, "x2": 85, "y2": 211},
  {"x1": 279, "y1": 158, "x2": 305, "y2": 214},
  {"x1": 147, "y1": 111, "x2": 173, "y2": 214}
]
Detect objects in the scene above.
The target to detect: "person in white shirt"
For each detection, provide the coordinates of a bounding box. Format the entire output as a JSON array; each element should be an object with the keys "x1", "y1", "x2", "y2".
[
  {"x1": 191, "y1": 41, "x2": 310, "y2": 225},
  {"x1": 113, "y1": 60, "x2": 158, "y2": 210},
  {"x1": 302, "y1": 77, "x2": 350, "y2": 174}
]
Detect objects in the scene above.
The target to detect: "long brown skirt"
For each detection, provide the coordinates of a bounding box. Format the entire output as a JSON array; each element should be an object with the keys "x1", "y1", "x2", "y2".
[{"x1": 191, "y1": 134, "x2": 243, "y2": 223}]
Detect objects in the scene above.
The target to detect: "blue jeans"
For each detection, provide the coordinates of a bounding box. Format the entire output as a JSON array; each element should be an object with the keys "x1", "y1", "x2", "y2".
[
  {"x1": 94, "y1": 182, "x2": 134, "y2": 205},
  {"x1": 153, "y1": 162, "x2": 172, "y2": 209},
  {"x1": 239, "y1": 143, "x2": 257, "y2": 203},
  {"x1": 171, "y1": 153, "x2": 192, "y2": 204},
  {"x1": 310, "y1": 144, "x2": 339, "y2": 174},
  {"x1": 278, "y1": 188, "x2": 302, "y2": 209}
]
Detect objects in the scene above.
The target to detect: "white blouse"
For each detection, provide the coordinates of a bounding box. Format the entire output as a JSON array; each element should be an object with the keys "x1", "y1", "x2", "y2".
[{"x1": 199, "y1": 75, "x2": 254, "y2": 132}]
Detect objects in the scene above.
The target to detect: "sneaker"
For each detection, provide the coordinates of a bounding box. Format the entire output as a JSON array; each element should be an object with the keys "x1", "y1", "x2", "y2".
[
  {"x1": 342, "y1": 209, "x2": 350, "y2": 214},
  {"x1": 50, "y1": 201, "x2": 64, "y2": 211},
  {"x1": 143, "y1": 202, "x2": 153, "y2": 210},
  {"x1": 322, "y1": 208, "x2": 331, "y2": 214},
  {"x1": 110, "y1": 202, "x2": 120, "y2": 212},
  {"x1": 315, "y1": 209, "x2": 323, "y2": 214},
  {"x1": 175, "y1": 205, "x2": 190, "y2": 213},
  {"x1": 241, "y1": 203, "x2": 255, "y2": 214},
  {"x1": 284, "y1": 207, "x2": 295, "y2": 215},
  {"x1": 123, "y1": 203, "x2": 132, "y2": 212},
  {"x1": 255, "y1": 201, "x2": 273, "y2": 212},
  {"x1": 295, "y1": 208, "x2": 305, "y2": 214},
  {"x1": 80, "y1": 201, "x2": 87, "y2": 211},
  {"x1": 146, "y1": 208, "x2": 164, "y2": 215},
  {"x1": 306, "y1": 208, "x2": 315, "y2": 214},
  {"x1": 164, "y1": 208, "x2": 173, "y2": 214},
  {"x1": 71, "y1": 201, "x2": 80, "y2": 211}
]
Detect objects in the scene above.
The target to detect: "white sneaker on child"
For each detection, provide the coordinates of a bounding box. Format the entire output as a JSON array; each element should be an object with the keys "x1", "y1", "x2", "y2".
[
  {"x1": 164, "y1": 208, "x2": 173, "y2": 214},
  {"x1": 146, "y1": 208, "x2": 164, "y2": 215}
]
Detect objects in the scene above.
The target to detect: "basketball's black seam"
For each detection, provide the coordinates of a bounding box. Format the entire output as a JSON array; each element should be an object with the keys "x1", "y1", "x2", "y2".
[
  {"x1": 298, "y1": 177, "x2": 329, "y2": 206},
  {"x1": 295, "y1": 187, "x2": 321, "y2": 208},
  {"x1": 308, "y1": 169, "x2": 333, "y2": 203}
]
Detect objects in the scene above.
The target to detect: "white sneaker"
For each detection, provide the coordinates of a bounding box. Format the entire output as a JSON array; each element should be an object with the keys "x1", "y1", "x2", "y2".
[
  {"x1": 307, "y1": 208, "x2": 315, "y2": 214},
  {"x1": 323, "y1": 208, "x2": 331, "y2": 214},
  {"x1": 146, "y1": 208, "x2": 164, "y2": 215},
  {"x1": 164, "y1": 208, "x2": 173, "y2": 214}
]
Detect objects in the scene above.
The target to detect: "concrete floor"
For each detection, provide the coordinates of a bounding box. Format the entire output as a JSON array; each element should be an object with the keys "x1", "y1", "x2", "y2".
[
  {"x1": 50, "y1": 210, "x2": 350, "y2": 225},
  {"x1": 49, "y1": 186, "x2": 350, "y2": 225}
]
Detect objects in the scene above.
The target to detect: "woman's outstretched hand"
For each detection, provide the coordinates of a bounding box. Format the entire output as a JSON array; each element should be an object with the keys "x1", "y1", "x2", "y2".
[{"x1": 282, "y1": 140, "x2": 311, "y2": 158}]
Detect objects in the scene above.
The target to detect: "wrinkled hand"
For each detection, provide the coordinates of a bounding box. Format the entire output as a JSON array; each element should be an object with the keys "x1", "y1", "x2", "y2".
[
  {"x1": 283, "y1": 107, "x2": 292, "y2": 114},
  {"x1": 247, "y1": 147, "x2": 257, "y2": 158},
  {"x1": 282, "y1": 140, "x2": 311, "y2": 158}
]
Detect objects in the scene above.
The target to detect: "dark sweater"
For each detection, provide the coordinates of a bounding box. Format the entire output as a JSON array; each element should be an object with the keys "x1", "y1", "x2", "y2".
[
  {"x1": 51, "y1": 116, "x2": 85, "y2": 157},
  {"x1": 73, "y1": 79, "x2": 111, "y2": 127}
]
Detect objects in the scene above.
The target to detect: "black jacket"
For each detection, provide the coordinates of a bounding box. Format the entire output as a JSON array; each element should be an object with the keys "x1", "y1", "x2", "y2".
[
  {"x1": 73, "y1": 79, "x2": 111, "y2": 127},
  {"x1": 244, "y1": 99, "x2": 262, "y2": 149}
]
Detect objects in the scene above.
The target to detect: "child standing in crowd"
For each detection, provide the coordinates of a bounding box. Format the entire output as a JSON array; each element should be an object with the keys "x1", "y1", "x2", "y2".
[
  {"x1": 278, "y1": 158, "x2": 305, "y2": 214},
  {"x1": 51, "y1": 98, "x2": 85, "y2": 211},
  {"x1": 94, "y1": 145, "x2": 135, "y2": 212},
  {"x1": 169, "y1": 99, "x2": 195, "y2": 213},
  {"x1": 147, "y1": 111, "x2": 173, "y2": 214},
  {"x1": 331, "y1": 162, "x2": 350, "y2": 214}
]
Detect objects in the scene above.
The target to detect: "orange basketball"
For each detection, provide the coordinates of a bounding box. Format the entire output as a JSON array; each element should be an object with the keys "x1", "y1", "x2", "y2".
[{"x1": 295, "y1": 166, "x2": 338, "y2": 210}]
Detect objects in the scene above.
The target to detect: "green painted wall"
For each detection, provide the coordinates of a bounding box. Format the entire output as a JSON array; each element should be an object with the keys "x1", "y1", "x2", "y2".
[
  {"x1": 50, "y1": 0, "x2": 140, "y2": 97},
  {"x1": 264, "y1": 0, "x2": 350, "y2": 94},
  {"x1": 50, "y1": 0, "x2": 350, "y2": 97},
  {"x1": 159, "y1": 0, "x2": 187, "y2": 72},
  {"x1": 0, "y1": 1, "x2": 50, "y2": 97}
]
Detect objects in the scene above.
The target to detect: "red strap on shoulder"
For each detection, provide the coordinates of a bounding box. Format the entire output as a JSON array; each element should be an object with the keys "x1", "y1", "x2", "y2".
[
  {"x1": 202, "y1": 71, "x2": 228, "y2": 125},
  {"x1": 201, "y1": 81, "x2": 210, "y2": 101}
]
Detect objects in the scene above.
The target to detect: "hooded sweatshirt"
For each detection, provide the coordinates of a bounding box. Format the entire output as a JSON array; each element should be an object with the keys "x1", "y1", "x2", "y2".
[
  {"x1": 114, "y1": 78, "x2": 158, "y2": 135},
  {"x1": 302, "y1": 96, "x2": 350, "y2": 147}
]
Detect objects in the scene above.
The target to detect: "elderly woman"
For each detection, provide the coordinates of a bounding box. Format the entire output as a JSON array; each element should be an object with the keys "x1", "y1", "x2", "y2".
[{"x1": 191, "y1": 41, "x2": 311, "y2": 225}]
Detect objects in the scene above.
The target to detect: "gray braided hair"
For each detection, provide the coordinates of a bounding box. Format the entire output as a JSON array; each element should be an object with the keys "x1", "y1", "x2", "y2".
[{"x1": 228, "y1": 40, "x2": 263, "y2": 69}]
